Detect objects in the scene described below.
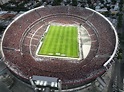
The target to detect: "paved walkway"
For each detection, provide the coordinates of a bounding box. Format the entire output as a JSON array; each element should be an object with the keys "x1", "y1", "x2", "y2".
[{"x1": 0, "y1": 81, "x2": 11, "y2": 92}]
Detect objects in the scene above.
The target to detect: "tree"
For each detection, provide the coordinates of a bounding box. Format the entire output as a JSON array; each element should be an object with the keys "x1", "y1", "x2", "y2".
[
  {"x1": 117, "y1": 14, "x2": 123, "y2": 28},
  {"x1": 52, "y1": 0, "x2": 62, "y2": 6},
  {"x1": 119, "y1": 0, "x2": 123, "y2": 5},
  {"x1": 106, "y1": 6, "x2": 111, "y2": 11},
  {"x1": 116, "y1": 48, "x2": 123, "y2": 60},
  {"x1": 89, "y1": 4, "x2": 95, "y2": 9},
  {"x1": 87, "y1": 0, "x2": 91, "y2": 5},
  {"x1": 100, "y1": 0, "x2": 104, "y2": 4},
  {"x1": 111, "y1": 0, "x2": 116, "y2": 4},
  {"x1": 72, "y1": 0, "x2": 77, "y2": 6},
  {"x1": 0, "y1": 25, "x2": 6, "y2": 32}
]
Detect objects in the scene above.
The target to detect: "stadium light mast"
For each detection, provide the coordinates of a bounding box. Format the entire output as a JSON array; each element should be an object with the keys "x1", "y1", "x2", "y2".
[{"x1": 29, "y1": 76, "x2": 62, "y2": 92}]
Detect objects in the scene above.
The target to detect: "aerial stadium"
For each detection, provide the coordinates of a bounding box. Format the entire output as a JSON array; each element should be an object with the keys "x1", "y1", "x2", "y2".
[{"x1": 1, "y1": 6, "x2": 118, "y2": 91}]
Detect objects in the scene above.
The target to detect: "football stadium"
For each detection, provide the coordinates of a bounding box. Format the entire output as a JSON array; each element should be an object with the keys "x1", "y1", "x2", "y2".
[{"x1": 1, "y1": 6, "x2": 118, "y2": 91}]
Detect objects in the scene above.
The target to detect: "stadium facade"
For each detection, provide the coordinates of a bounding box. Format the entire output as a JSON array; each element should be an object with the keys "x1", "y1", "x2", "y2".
[{"x1": 1, "y1": 6, "x2": 118, "y2": 91}]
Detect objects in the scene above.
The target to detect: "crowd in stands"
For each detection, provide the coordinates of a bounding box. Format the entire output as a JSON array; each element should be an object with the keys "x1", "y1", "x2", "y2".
[
  {"x1": 2, "y1": 6, "x2": 117, "y2": 89},
  {"x1": 68, "y1": 6, "x2": 93, "y2": 20},
  {"x1": 88, "y1": 12, "x2": 116, "y2": 59},
  {"x1": 48, "y1": 6, "x2": 68, "y2": 15}
]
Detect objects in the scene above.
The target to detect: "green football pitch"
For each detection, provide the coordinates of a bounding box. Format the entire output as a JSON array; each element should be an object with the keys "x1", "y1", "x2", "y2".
[{"x1": 38, "y1": 25, "x2": 79, "y2": 58}]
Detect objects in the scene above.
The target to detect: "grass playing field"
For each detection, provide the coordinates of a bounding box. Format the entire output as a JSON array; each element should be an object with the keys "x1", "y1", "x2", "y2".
[{"x1": 38, "y1": 25, "x2": 79, "y2": 58}]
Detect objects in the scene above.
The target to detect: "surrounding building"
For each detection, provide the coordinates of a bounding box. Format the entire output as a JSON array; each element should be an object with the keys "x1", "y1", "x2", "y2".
[{"x1": 0, "y1": 0, "x2": 11, "y2": 5}]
